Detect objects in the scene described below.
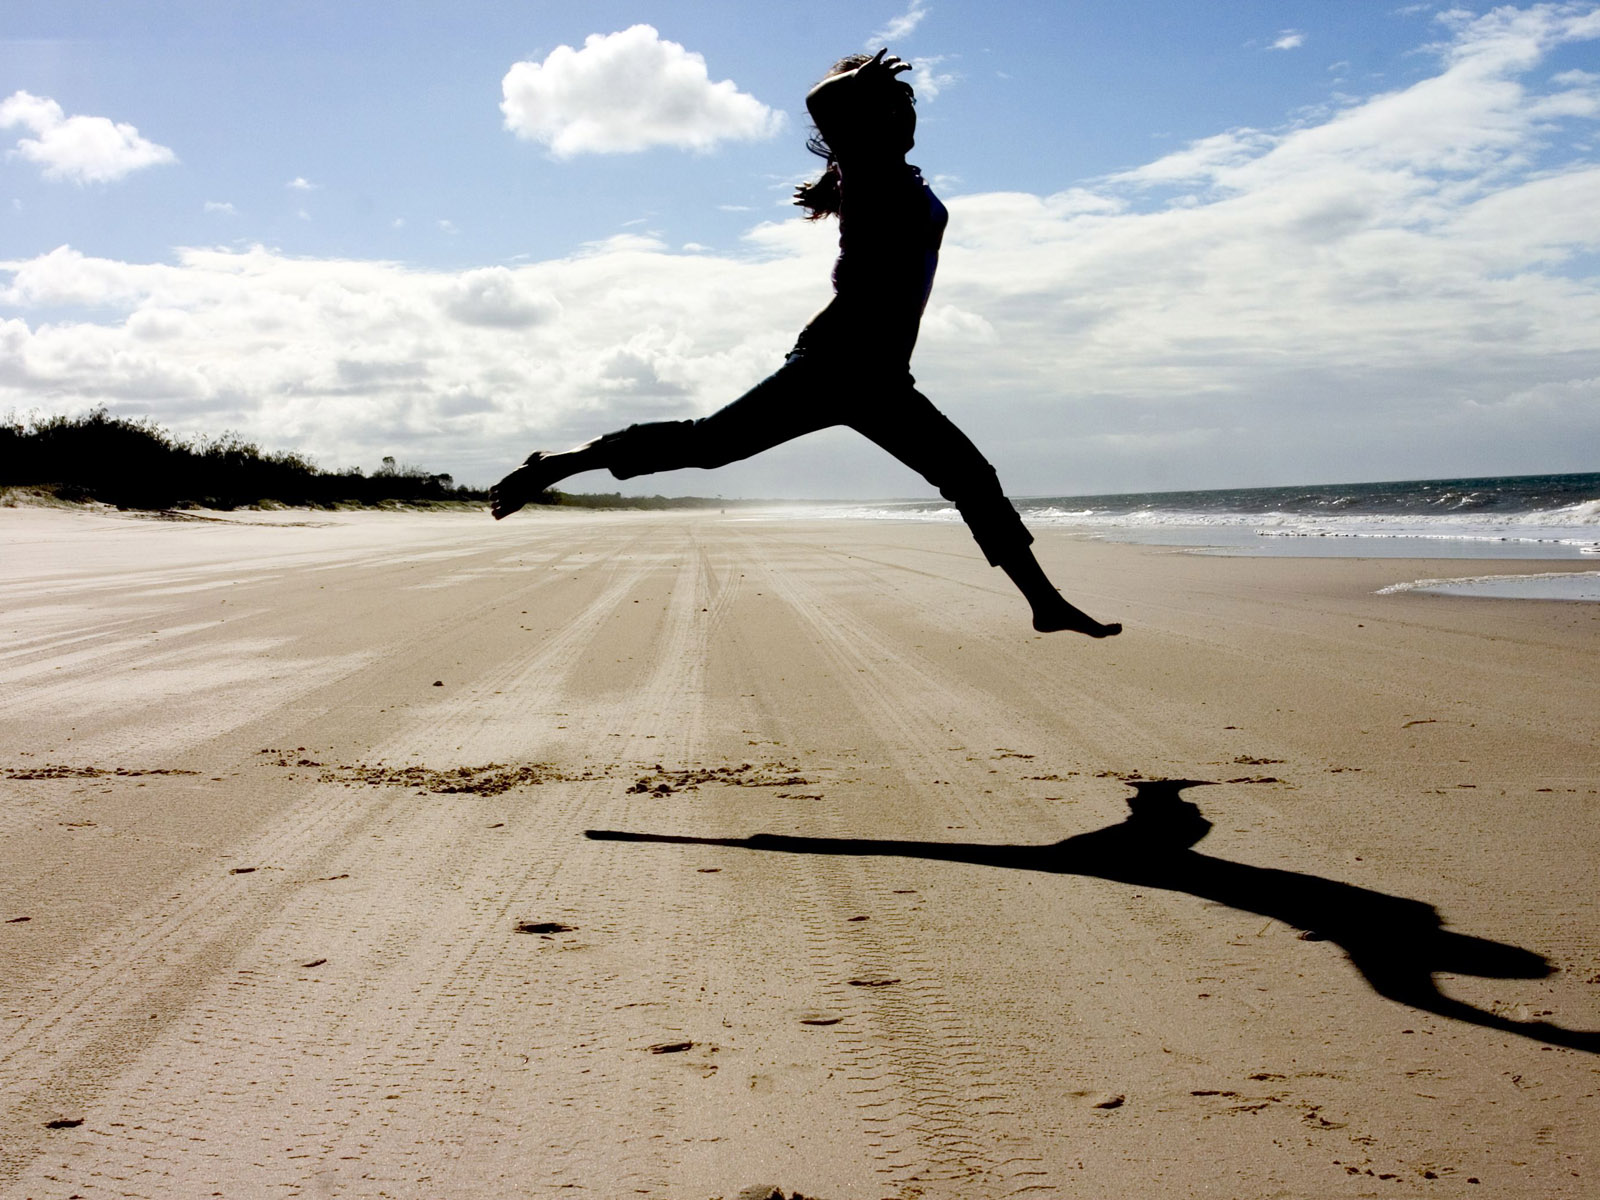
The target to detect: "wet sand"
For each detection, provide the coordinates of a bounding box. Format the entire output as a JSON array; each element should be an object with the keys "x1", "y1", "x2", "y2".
[{"x1": 2, "y1": 505, "x2": 1597, "y2": 1199}]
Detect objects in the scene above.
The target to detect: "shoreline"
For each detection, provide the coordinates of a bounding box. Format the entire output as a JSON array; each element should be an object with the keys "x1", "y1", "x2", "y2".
[{"x1": 9, "y1": 501, "x2": 1599, "y2": 601}]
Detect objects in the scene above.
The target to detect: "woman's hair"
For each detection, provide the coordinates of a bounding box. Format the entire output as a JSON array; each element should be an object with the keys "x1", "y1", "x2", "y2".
[{"x1": 794, "y1": 53, "x2": 914, "y2": 221}]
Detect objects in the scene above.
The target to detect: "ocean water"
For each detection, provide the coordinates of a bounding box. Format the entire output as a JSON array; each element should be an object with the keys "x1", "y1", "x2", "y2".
[{"x1": 794, "y1": 472, "x2": 1600, "y2": 600}]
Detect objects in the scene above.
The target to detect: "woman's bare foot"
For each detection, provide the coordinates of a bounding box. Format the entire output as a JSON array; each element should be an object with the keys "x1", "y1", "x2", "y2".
[
  {"x1": 489, "y1": 452, "x2": 561, "y2": 520},
  {"x1": 998, "y1": 550, "x2": 1121, "y2": 637},
  {"x1": 1032, "y1": 600, "x2": 1122, "y2": 637}
]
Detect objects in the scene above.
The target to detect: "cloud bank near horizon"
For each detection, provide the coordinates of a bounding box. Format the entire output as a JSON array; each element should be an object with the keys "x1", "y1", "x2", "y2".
[{"x1": 3, "y1": 6, "x2": 1598, "y2": 496}]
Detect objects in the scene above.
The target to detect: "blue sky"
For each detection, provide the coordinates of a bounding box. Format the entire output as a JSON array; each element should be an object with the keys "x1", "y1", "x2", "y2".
[{"x1": 2, "y1": 1, "x2": 1598, "y2": 496}]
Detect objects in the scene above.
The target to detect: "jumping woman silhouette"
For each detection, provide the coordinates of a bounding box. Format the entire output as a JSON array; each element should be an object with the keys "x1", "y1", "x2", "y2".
[{"x1": 491, "y1": 49, "x2": 1120, "y2": 637}]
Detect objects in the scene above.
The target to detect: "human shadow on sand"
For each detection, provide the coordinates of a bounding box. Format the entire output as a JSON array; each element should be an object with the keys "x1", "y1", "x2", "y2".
[{"x1": 588, "y1": 779, "x2": 1599, "y2": 1053}]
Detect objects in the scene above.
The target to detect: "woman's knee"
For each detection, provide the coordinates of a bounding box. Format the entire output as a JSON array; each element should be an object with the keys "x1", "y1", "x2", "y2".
[
  {"x1": 940, "y1": 455, "x2": 1006, "y2": 501},
  {"x1": 604, "y1": 420, "x2": 699, "y2": 479}
]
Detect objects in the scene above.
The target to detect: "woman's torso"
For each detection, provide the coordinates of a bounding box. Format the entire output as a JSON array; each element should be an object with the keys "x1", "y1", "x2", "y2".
[{"x1": 803, "y1": 162, "x2": 947, "y2": 364}]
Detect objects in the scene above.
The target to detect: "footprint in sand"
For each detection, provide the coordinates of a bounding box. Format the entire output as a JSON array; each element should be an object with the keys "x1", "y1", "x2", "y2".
[
  {"x1": 1069, "y1": 1090, "x2": 1125, "y2": 1110},
  {"x1": 515, "y1": 921, "x2": 575, "y2": 935}
]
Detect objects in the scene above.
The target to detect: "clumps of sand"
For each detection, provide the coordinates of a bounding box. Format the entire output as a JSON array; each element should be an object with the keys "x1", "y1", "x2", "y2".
[
  {"x1": 625, "y1": 762, "x2": 810, "y2": 796},
  {"x1": 301, "y1": 756, "x2": 809, "y2": 799},
  {"x1": 317, "y1": 761, "x2": 597, "y2": 796},
  {"x1": 1, "y1": 765, "x2": 200, "y2": 780}
]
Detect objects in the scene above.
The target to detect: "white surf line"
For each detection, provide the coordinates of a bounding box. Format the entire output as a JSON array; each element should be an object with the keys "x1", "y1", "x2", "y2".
[{"x1": 1378, "y1": 570, "x2": 1600, "y2": 601}]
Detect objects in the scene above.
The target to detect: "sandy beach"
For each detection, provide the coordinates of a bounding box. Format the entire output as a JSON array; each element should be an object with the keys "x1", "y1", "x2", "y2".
[{"x1": 2, "y1": 505, "x2": 1597, "y2": 1199}]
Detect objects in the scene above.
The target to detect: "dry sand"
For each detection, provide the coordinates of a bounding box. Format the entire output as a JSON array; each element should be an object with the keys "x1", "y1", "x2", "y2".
[{"x1": 1, "y1": 505, "x2": 1596, "y2": 1199}]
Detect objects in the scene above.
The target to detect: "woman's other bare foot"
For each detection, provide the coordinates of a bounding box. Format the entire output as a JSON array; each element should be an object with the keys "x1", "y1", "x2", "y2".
[
  {"x1": 1031, "y1": 596, "x2": 1122, "y2": 637},
  {"x1": 489, "y1": 452, "x2": 560, "y2": 520}
]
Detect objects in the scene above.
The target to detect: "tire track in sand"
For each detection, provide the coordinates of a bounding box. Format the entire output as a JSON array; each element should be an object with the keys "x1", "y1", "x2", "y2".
[
  {"x1": 258, "y1": 527, "x2": 745, "y2": 1196},
  {"x1": 714, "y1": 538, "x2": 1071, "y2": 1198},
  {"x1": 0, "y1": 533, "x2": 666, "y2": 1194},
  {"x1": 2, "y1": 523, "x2": 755, "y2": 1198}
]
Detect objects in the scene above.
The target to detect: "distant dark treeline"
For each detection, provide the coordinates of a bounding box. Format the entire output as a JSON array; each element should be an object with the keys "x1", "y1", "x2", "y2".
[
  {"x1": 0, "y1": 410, "x2": 764, "y2": 512},
  {"x1": 545, "y1": 491, "x2": 740, "y2": 510},
  {"x1": 1, "y1": 409, "x2": 483, "y2": 509}
]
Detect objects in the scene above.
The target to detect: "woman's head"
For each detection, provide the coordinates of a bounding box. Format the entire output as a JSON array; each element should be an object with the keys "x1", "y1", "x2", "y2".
[
  {"x1": 805, "y1": 50, "x2": 916, "y2": 161},
  {"x1": 794, "y1": 50, "x2": 916, "y2": 220}
]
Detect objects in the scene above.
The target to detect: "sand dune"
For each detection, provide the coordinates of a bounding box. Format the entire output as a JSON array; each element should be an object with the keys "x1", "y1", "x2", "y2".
[{"x1": 2, "y1": 506, "x2": 1596, "y2": 1198}]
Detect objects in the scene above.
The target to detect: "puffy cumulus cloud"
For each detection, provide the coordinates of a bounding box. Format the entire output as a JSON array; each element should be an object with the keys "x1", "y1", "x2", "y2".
[
  {"x1": 501, "y1": 25, "x2": 784, "y2": 157},
  {"x1": 3, "y1": 5, "x2": 1599, "y2": 495},
  {"x1": 0, "y1": 91, "x2": 176, "y2": 184}
]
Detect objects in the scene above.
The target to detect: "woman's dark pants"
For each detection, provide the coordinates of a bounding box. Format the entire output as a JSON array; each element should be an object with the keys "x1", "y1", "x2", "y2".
[{"x1": 595, "y1": 347, "x2": 1033, "y2": 567}]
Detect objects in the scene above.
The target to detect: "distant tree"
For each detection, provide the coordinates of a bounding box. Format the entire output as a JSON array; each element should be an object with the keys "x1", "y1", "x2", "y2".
[{"x1": 0, "y1": 409, "x2": 487, "y2": 508}]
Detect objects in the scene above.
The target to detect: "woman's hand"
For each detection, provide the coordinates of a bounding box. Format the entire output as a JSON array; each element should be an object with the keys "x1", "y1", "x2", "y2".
[{"x1": 855, "y1": 47, "x2": 913, "y2": 85}]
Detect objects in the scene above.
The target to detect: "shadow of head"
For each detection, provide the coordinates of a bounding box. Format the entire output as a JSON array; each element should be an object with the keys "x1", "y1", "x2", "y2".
[{"x1": 1123, "y1": 778, "x2": 1214, "y2": 849}]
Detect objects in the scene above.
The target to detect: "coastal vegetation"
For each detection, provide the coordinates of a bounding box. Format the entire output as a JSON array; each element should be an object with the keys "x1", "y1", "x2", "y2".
[{"x1": 0, "y1": 410, "x2": 746, "y2": 512}]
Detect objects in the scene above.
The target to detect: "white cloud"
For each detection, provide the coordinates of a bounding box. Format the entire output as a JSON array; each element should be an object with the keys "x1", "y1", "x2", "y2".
[
  {"x1": 501, "y1": 25, "x2": 784, "y2": 157},
  {"x1": 1, "y1": 244, "x2": 157, "y2": 307},
  {"x1": 286, "y1": 176, "x2": 318, "y2": 191},
  {"x1": 204, "y1": 200, "x2": 236, "y2": 215},
  {"x1": 0, "y1": 235, "x2": 830, "y2": 483},
  {"x1": 869, "y1": 2, "x2": 930, "y2": 46},
  {"x1": 438, "y1": 267, "x2": 559, "y2": 328},
  {"x1": 1108, "y1": 129, "x2": 1276, "y2": 187},
  {"x1": 2, "y1": 5, "x2": 1598, "y2": 495},
  {"x1": 912, "y1": 56, "x2": 959, "y2": 101},
  {"x1": 1271, "y1": 30, "x2": 1307, "y2": 51},
  {"x1": 0, "y1": 90, "x2": 176, "y2": 184}
]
